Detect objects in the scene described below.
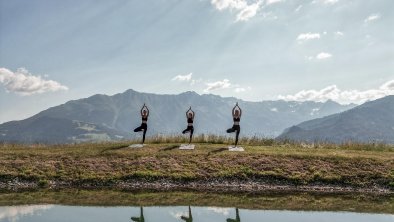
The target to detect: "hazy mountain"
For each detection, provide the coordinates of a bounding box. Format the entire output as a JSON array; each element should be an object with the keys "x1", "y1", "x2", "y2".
[
  {"x1": 277, "y1": 95, "x2": 394, "y2": 143},
  {"x1": 0, "y1": 89, "x2": 356, "y2": 143}
]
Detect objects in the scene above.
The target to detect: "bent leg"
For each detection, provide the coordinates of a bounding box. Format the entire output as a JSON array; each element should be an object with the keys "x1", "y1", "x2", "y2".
[
  {"x1": 134, "y1": 125, "x2": 143, "y2": 132},
  {"x1": 227, "y1": 127, "x2": 235, "y2": 133}
]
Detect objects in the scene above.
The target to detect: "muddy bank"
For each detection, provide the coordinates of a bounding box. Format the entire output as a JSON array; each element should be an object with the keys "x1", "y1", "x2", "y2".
[{"x1": 0, "y1": 178, "x2": 392, "y2": 194}]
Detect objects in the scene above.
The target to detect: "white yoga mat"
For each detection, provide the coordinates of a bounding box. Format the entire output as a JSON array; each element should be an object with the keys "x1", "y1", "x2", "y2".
[
  {"x1": 228, "y1": 146, "x2": 244, "y2": 152},
  {"x1": 128, "y1": 144, "x2": 144, "y2": 148},
  {"x1": 179, "y1": 144, "x2": 195, "y2": 150}
]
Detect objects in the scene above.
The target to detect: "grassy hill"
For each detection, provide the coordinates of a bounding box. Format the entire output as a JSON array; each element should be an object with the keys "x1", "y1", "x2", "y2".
[{"x1": 0, "y1": 138, "x2": 393, "y2": 193}]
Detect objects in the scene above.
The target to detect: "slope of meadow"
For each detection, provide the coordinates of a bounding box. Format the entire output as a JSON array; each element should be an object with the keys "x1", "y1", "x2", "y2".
[{"x1": 0, "y1": 137, "x2": 393, "y2": 193}]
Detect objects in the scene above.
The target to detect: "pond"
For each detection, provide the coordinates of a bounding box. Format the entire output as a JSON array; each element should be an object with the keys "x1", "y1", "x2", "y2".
[
  {"x1": 0, "y1": 190, "x2": 392, "y2": 222},
  {"x1": 1, "y1": 205, "x2": 393, "y2": 222}
]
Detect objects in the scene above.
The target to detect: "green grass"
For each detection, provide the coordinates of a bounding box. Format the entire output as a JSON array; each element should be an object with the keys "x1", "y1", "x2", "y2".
[{"x1": 0, "y1": 138, "x2": 393, "y2": 191}]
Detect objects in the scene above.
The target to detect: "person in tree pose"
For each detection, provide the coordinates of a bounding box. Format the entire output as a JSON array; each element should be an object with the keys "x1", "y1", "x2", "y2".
[
  {"x1": 182, "y1": 107, "x2": 195, "y2": 144},
  {"x1": 131, "y1": 206, "x2": 144, "y2": 222},
  {"x1": 226, "y1": 208, "x2": 241, "y2": 222},
  {"x1": 180, "y1": 206, "x2": 193, "y2": 222},
  {"x1": 134, "y1": 104, "x2": 149, "y2": 144},
  {"x1": 226, "y1": 102, "x2": 242, "y2": 147}
]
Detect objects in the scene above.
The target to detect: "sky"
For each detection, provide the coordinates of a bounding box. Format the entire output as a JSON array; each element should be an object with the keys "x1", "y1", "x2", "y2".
[{"x1": 0, "y1": 0, "x2": 393, "y2": 123}]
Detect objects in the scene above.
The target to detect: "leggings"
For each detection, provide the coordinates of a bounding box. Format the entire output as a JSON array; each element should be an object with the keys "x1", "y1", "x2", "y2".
[
  {"x1": 226, "y1": 125, "x2": 240, "y2": 146},
  {"x1": 134, "y1": 123, "x2": 147, "y2": 144},
  {"x1": 182, "y1": 126, "x2": 194, "y2": 144}
]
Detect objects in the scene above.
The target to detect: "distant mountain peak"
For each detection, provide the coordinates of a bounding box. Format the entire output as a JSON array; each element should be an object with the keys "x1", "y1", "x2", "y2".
[
  {"x1": 278, "y1": 95, "x2": 394, "y2": 143},
  {"x1": 0, "y1": 89, "x2": 359, "y2": 144},
  {"x1": 179, "y1": 91, "x2": 199, "y2": 96}
]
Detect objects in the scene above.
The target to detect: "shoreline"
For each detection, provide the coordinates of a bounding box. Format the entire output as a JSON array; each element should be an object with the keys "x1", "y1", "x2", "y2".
[{"x1": 1, "y1": 178, "x2": 392, "y2": 195}]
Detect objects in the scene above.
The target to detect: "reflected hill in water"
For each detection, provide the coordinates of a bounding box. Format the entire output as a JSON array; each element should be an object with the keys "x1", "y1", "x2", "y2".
[
  {"x1": 0, "y1": 190, "x2": 392, "y2": 214},
  {"x1": 1, "y1": 204, "x2": 392, "y2": 222}
]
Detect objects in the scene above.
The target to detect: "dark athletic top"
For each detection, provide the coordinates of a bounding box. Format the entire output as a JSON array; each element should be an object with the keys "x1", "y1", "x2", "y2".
[
  {"x1": 233, "y1": 117, "x2": 240, "y2": 122},
  {"x1": 142, "y1": 116, "x2": 148, "y2": 123},
  {"x1": 187, "y1": 118, "x2": 193, "y2": 123}
]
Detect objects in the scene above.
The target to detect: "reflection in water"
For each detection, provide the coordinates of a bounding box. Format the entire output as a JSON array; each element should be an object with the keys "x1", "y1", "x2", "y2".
[
  {"x1": 0, "y1": 205, "x2": 53, "y2": 222},
  {"x1": 131, "y1": 207, "x2": 144, "y2": 222},
  {"x1": 227, "y1": 208, "x2": 241, "y2": 222},
  {"x1": 180, "y1": 206, "x2": 192, "y2": 222},
  {"x1": 0, "y1": 205, "x2": 392, "y2": 222}
]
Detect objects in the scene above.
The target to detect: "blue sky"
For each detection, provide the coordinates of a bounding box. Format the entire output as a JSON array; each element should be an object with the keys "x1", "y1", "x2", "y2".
[{"x1": 0, "y1": 0, "x2": 393, "y2": 123}]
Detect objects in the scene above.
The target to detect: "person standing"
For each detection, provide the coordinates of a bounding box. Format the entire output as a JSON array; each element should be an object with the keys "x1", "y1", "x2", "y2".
[
  {"x1": 182, "y1": 107, "x2": 195, "y2": 144},
  {"x1": 133, "y1": 104, "x2": 149, "y2": 144},
  {"x1": 226, "y1": 102, "x2": 242, "y2": 147}
]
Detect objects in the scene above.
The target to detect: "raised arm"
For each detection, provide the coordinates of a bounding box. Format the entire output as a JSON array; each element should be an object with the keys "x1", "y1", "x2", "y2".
[
  {"x1": 186, "y1": 107, "x2": 191, "y2": 118},
  {"x1": 191, "y1": 110, "x2": 195, "y2": 119},
  {"x1": 146, "y1": 105, "x2": 150, "y2": 117},
  {"x1": 140, "y1": 104, "x2": 144, "y2": 116},
  {"x1": 232, "y1": 105, "x2": 236, "y2": 117},
  {"x1": 238, "y1": 106, "x2": 242, "y2": 117}
]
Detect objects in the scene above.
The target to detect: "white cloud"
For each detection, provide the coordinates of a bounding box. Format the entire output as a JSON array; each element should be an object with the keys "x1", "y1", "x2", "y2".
[
  {"x1": 306, "y1": 52, "x2": 332, "y2": 61},
  {"x1": 312, "y1": 0, "x2": 339, "y2": 5},
  {"x1": 236, "y1": 2, "x2": 261, "y2": 21},
  {"x1": 169, "y1": 210, "x2": 188, "y2": 219},
  {"x1": 235, "y1": 87, "x2": 246, "y2": 93},
  {"x1": 172, "y1": 73, "x2": 193, "y2": 82},
  {"x1": 211, "y1": 0, "x2": 268, "y2": 22},
  {"x1": 0, "y1": 205, "x2": 53, "y2": 222},
  {"x1": 235, "y1": 86, "x2": 251, "y2": 93},
  {"x1": 297, "y1": 32, "x2": 321, "y2": 41},
  {"x1": 204, "y1": 79, "x2": 232, "y2": 92},
  {"x1": 278, "y1": 80, "x2": 394, "y2": 104},
  {"x1": 316, "y1": 52, "x2": 332, "y2": 59},
  {"x1": 0, "y1": 67, "x2": 68, "y2": 96},
  {"x1": 323, "y1": 0, "x2": 339, "y2": 4},
  {"x1": 206, "y1": 207, "x2": 231, "y2": 215},
  {"x1": 265, "y1": 0, "x2": 283, "y2": 6},
  {"x1": 364, "y1": 13, "x2": 381, "y2": 23},
  {"x1": 210, "y1": 0, "x2": 247, "y2": 10},
  {"x1": 334, "y1": 31, "x2": 344, "y2": 37}
]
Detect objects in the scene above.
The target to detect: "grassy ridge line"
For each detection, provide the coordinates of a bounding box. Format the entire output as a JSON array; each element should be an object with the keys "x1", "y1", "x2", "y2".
[
  {"x1": 2, "y1": 134, "x2": 394, "y2": 151},
  {"x1": 0, "y1": 190, "x2": 393, "y2": 214},
  {"x1": 0, "y1": 141, "x2": 393, "y2": 192}
]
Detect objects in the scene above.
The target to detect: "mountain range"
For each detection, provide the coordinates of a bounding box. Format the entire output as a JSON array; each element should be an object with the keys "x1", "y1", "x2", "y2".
[
  {"x1": 0, "y1": 89, "x2": 356, "y2": 143},
  {"x1": 278, "y1": 95, "x2": 394, "y2": 143}
]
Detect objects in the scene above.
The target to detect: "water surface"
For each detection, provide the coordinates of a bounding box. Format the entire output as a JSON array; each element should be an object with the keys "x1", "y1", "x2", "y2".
[
  {"x1": 0, "y1": 205, "x2": 393, "y2": 222},
  {"x1": 0, "y1": 190, "x2": 392, "y2": 222}
]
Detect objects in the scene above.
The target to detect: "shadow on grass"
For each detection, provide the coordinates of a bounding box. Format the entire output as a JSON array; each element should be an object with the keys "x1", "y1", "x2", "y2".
[
  {"x1": 100, "y1": 145, "x2": 130, "y2": 154},
  {"x1": 208, "y1": 147, "x2": 228, "y2": 155},
  {"x1": 160, "y1": 145, "x2": 180, "y2": 152}
]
